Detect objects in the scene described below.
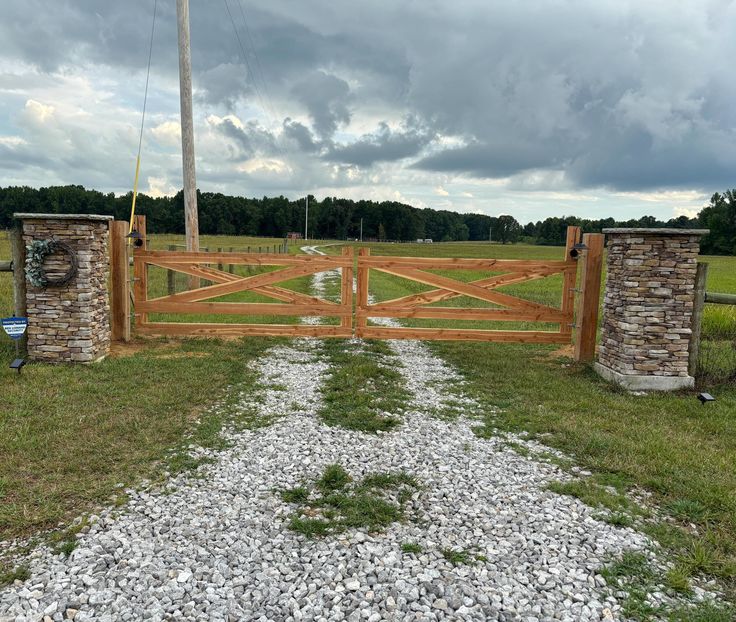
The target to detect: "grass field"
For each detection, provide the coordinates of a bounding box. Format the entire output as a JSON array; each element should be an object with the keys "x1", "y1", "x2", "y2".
[{"x1": 1, "y1": 232, "x2": 735, "y2": 604}]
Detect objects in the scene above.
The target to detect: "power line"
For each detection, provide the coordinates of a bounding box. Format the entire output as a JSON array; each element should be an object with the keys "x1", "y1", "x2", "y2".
[
  {"x1": 234, "y1": 0, "x2": 281, "y2": 124},
  {"x1": 129, "y1": 0, "x2": 158, "y2": 233}
]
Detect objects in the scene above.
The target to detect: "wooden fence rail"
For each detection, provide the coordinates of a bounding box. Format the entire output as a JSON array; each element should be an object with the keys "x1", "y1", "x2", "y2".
[
  {"x1": 132, "y1": 245, "x2": 354, "y2": 338},
  {"x1": 353, "y1": 227, "x2": 604, "y2": 356}
]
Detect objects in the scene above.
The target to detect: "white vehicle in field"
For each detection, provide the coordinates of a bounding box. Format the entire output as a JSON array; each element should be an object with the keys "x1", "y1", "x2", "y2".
[{"x1": 424, "y1": 238, "x2": 433, "y2": 243}]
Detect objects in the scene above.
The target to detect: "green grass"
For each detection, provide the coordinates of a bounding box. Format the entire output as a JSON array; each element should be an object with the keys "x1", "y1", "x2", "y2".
[
  {"x1": 436, "y1": 339, "x2": 736, "y2": 598},
  {"x1": 441, "y1": 548, "x2": 472, "y2": 566},
  {"x1": 0, "y1": 564, "x2": 30, "y2": 587},
  {"x1": 317, "y1": 339, "x2": 411, "y2": 432},
  {"x1": 0, "y1": 335, "x2": 277, "y2": 542},
  {"x1": 282, "y1": 465, "x2": 420, "y2": 538},
  {"x1": 401, "y1": 542, "x2": 423, "y2": 554}
]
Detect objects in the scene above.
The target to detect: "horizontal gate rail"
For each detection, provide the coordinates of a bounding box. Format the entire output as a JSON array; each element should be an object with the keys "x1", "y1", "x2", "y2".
[
  {"x1": 355, "y1": 228, "x2": 581, "y2": 343},
  {"x1": 133, "y1": 247, "x2": 353, "y2": 338}
]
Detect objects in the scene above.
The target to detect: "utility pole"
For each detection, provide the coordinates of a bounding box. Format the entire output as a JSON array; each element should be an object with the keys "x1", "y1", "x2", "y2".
[
  {"x1": 489, "y1": 225, "x2": 492, "y2": 243},
  {"x1": 304, "y1": 195, "x2": 309, "y2": 241},
  {"x1": 360, "y1": 218, "x2": 363, "y2": 242},
  {"x1": 176, "y1": 0, "x2": 199, "y2": 254}
]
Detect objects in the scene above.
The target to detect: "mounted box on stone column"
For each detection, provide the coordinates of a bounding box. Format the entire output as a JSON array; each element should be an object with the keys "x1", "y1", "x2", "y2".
[
  {"x1": 14, "y1": 213, "x2": 113, "y2": 363},
  {"x1": 595, "y1": 228, "x2": 708, "y2": 391}
]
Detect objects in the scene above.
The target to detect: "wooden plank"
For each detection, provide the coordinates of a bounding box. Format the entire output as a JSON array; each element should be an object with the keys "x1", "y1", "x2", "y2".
[
  {"x1": 573, "y1": 233, "x2": 604, "y2": 362},
  {"x1": 360, "y1": 256, "x2": 573, "y2": 271},
  {"x1": 138, "y1": 301, "x2": 351, "y2": 317},
  {"x1": 375, "y1": 268, "x2": 560, "y2": 308},
  {"x1": 358, "y1": 306, "x2": 566, "y2": 322},
  {"x1": 0, "y1": 260, "x2": 11, "y2": 272},
  {"x1": 136, "y1": 250, "x2": 350, "y2": 267},
  {"x1": 132, "y1": 215, "x2": 149, "y2": 323},
  {"x1": 560, "y1": 226, "x2": 581, "y2": 336},
  {"x1": 373, "y1": 265, "x2": 558, "y2": 313},
  {"x1": 356, "y1": 248, "x2": 370, "y2": 330},
  {"x1": 137, "y1": 322, "x2": 353, "y2": 338},
  {"x1": 341, "y1": 246, "x2": 354, "y2": 330},
  {"x1": 133, "y1": 255, "x2": 147, "y2": 326},
  {"x1": 689, "y1": 262, "x2": 709, "y2": 375},
  {"x1": 145, "y1": 262, "x2": 335, "y2": 304},
  {"x1": 357, "y1": 326, "x2": 570, "y2": 343},
  {"x1": 9, "y1": 228, "x2": 27, "y2": 356},
  {"x1": 705, "y1": 291, "x2": 736, "y2": 305},
  {"x1": 110, "y1": 221, "x2": 131, "y2": 342}
]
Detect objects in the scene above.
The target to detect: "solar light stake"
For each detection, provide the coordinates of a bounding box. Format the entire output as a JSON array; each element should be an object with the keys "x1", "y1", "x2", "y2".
[{"x1": 697, "y1": 393, "x2": 715, "y2": 405}]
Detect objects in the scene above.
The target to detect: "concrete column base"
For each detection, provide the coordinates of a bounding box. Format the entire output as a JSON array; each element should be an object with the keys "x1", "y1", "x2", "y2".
[{"x1": 594, "y1": 363, "x2": 694, "y2": 392}]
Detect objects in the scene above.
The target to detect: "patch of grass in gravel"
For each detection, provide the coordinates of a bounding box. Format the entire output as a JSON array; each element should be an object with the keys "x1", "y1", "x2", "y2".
[
  {"x1": 401, "y1": 542, "x2": 423, "y2": 554},
  {"x1": 282, "y1": 465, "x2": 420, "y2": 538},
  {"x1": 0, "y1": 564, "x2": 30, "y2": 588},
  {"x1": 441, "y1": 548, "x2": 472, "y2": 566},
  {"x1": 599, "y1": 550, "x2": 735, "y2": 621},
  {"x1": 318, "y1": 339, "x2": 411, "y2": 433},
  {"x1": 547, "y1": 478, "x2": 644, "y2": 516}
]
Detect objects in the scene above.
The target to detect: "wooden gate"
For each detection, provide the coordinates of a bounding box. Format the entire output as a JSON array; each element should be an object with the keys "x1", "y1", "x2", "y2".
[
  {"x1": 355, "y1": 228, "x2": 603, "y2": 353},
  {"x1": 132, "y1": 246, "x2": 354, "y2": 338},
  {"x1": 112, "y1": 222, "x2": 603, "y2": 361}
]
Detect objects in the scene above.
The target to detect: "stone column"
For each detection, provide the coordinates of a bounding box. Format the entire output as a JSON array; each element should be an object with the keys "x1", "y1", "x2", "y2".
[
  {"x1": 14, "y1": 213, "x2": 113, "y2": 363},
  {"x1": 595, "y1": 228, "x2": 708, "y2": 391}
]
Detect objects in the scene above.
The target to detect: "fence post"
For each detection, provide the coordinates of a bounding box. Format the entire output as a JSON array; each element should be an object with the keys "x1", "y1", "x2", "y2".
[
  {"x1": 217, "y1": 247, "x2": 224, "y2": 272},
  {"x1": 574, "y1": 233, "x2": 604, "y2": 362},
  {"x1": 110, "y1": 221, "x2": 131, "y2": 342},
  {"x1": 356, "y1": 248, "x2": 370, "y2": 337},
  {"x1": 341, "y1": 246, "x2": 354, "y2": 331},
  {"x1": 561, "y1": 226, "x2": 581, "y2": 339},
  {"x1": 228, "y1": 247, "x2": 235, "y2": 273},
  {"x1": 688, "y1": 262, "x2": 709, "y2": 376},
  {"x1": 9, "y1": 228, "x2": 27, "y2": 355},
  {"x1": 132, "y1": 215, "x2": 148, "y2": 326},
  {"x1": 167, "y1": 244, "x2": 177, "y2": 294}
]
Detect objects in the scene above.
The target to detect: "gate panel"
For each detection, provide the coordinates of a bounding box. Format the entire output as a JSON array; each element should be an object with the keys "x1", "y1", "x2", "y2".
[
  {"x1": 355, "y1": 247, "x2": 580, "y2": 344},
  {"x1": 133, "y1": 247, "x2": 353, "y2": 338}
]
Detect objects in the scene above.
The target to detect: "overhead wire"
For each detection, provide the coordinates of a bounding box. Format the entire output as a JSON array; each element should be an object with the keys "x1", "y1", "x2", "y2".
[
  {"x1": 129, "y1": 0, "x2": 158, "y2": 234},
  {"x1": 235, "y1": 0, "x2": 281, "y2": 124},
  {"x1": 222, "y1": 0, "x2": 286, "y2": 156}
]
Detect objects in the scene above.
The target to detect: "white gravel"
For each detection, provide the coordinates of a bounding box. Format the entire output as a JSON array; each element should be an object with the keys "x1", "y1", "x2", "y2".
[{"x1": 0, "y1": 245, "x2": 712, "y2": 622}]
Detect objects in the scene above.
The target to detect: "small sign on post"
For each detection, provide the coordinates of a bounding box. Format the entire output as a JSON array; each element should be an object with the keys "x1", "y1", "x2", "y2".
[{"x1": 2, "y1": 316, "x2": 28, "y2": 373}]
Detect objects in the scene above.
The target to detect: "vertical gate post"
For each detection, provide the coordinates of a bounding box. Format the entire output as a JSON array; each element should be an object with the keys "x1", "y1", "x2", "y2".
[
  {"x1": 341, "y1": 246, "x2": 354, "y2": 331},
  {"x1": 574, "y1": 233, "x2": 604, "y2": 362},
  {"x1": 356, "y1": 248, "x2": 370, "y2": 337},
  {"x1": 167, "y1": 244, "x2": 177, "y2": 294},
  {"x1": 688, "y1": 262, "x2": 709, "y2": 376},
  {"x1": 110, "y1": 221, "x2": 131, "y2": 342},
  {"x1": 561, "y1": 226, "x2": 581, "y2": 338},
  {"x1": 132, "y1": 215, "x2": 148, "y2": 326},
  {"x1": 9, "y1": 228, "x2": 27, "y2": 356}
]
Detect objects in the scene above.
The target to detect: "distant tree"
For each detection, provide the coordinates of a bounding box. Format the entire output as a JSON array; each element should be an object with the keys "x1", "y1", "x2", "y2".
[
  {"x1": 377, "y1": 223, "x2": 387, "y2": 241},
  {"x1": 699, "y1": 191, "x2": 736, "y2": 255},
  {"x1": 496, "y1": 215, "x2": 522, "y2": 244}
]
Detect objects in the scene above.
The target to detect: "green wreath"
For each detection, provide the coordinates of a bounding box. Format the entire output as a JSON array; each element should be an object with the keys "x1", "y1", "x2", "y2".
[{"x1": 25, "y1": 238, "x2": 79, "y2": 288}]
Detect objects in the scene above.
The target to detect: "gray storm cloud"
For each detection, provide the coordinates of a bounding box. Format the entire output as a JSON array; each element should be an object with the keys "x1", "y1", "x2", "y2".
[{"x1": 0, "y1": 0, "x2": 734, "y2": 200}]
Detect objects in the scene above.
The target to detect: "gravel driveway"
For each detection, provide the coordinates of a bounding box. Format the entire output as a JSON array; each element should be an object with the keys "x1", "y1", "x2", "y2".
[{"x1": 0, "y1": 250, "x2": 707, "y2": 622}]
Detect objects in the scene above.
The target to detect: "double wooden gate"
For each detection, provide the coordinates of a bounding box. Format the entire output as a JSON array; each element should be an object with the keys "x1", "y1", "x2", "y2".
[{"x1": 113, "y1": 224, "x2": 603, "y2": 361}]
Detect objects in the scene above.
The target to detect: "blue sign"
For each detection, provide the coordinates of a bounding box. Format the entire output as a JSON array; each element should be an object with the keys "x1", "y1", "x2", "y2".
[{"x1": 1, "y1": 317, "x2": 28, "y2": 340}]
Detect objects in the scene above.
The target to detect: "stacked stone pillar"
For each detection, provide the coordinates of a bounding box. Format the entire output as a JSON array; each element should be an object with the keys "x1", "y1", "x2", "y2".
[
  {"x1": 595, "y1": 228, "x2": 708, "y2": 391},
  {"x1": 14, "y1": 213, "x2": 113, "y2": 363}
]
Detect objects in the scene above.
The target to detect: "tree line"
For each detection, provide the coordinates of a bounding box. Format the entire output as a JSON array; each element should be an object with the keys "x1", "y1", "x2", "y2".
[{"x1": 0, "y1": 185, "x2": 733, "y2": 254}]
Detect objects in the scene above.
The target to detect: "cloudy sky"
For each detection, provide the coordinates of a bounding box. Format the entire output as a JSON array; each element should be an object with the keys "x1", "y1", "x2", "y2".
[{"x1": 1, "y1": 0, "x2": 734, "y2": 223}]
